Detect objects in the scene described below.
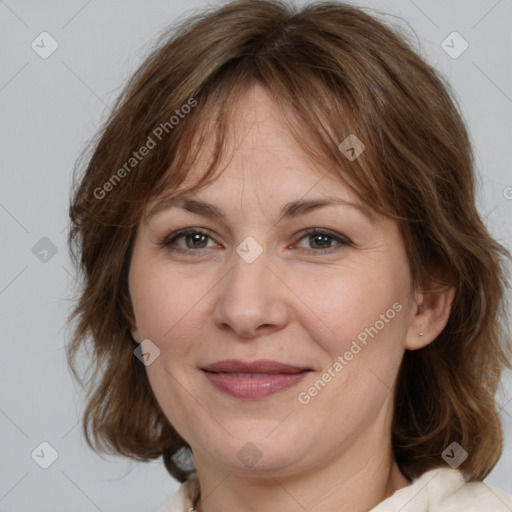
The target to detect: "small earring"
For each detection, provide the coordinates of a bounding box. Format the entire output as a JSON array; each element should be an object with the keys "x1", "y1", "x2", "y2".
[{"x1": 419, "y1": 331, "x2": 424, "y2": 336}]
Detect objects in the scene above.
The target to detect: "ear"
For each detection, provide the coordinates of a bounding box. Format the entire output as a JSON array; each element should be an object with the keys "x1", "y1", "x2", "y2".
[
  {"x1": 129, "y1": 317, "x2": 142, "y2": 344},
  {"x1": 405, "y1": 271, "x2": 456, "y2": 351}
]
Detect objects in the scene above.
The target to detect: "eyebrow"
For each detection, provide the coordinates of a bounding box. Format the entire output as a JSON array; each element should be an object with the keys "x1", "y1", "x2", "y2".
[{"x1": 146, "y1": 195, "x2": 375, "y2": 223}]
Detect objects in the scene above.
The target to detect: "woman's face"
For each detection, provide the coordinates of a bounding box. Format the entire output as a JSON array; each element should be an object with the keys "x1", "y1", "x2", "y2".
[{"x1": 129, "y1": 85, "x2": 420, "y2": 477}]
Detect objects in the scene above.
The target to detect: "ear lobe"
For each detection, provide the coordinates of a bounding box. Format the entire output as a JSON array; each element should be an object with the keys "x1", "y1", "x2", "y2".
[
  {"x1": 129, "y1": 318, "x2": 141, "y2": 344},
  {"x1": 405, "y1": 275, "x2": 456, "y2": 351}
]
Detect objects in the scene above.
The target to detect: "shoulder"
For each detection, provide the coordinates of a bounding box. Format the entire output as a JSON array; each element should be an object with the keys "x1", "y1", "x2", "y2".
[
  {"x1": 159, "y1": 472, "x2": 200, "y2": 512},
  {"x1": 371, "y1": 467, "x2": 512, "y2": 512},
  {"x1": 440, "y1": 477, "x2": 512, "y2": 511}
]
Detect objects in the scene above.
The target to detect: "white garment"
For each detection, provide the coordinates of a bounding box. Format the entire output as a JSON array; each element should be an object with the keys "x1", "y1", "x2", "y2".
[{"x1": 160, "y1": 467, "x2": 512, "y2": 512}]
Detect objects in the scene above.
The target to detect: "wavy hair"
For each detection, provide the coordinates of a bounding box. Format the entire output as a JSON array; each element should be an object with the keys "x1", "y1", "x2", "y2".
[{"x1": 66, "y1": 0, "x2": 512, "y2": 483}]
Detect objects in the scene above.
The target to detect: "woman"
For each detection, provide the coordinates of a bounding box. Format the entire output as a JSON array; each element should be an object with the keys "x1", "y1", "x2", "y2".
[{"x1": 66, "y1": 1, "x2": 512, "y2": 511}]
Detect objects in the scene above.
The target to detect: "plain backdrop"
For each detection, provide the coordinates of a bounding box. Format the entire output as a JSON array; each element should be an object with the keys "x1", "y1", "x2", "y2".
[{"x1": 1, "y1": 1, "x2": 511, "y2": 511}]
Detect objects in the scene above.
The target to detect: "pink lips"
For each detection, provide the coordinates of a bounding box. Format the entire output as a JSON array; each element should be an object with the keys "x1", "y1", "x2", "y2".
[{"x1": 201, "y1": 359, "x2": 312, "y2": 399}]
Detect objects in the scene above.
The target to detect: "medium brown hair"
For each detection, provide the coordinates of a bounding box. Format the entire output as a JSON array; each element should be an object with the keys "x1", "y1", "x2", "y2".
[{"x1": 67, "y1": 0, "x2": 512, "y2": 483}]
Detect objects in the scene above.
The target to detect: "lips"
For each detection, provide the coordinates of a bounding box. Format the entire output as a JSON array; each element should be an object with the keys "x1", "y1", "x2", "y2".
[
  {"x1": 201, "y1": 359, "x2": 311, "y2": 374},
  {"x1": 201, "y1": 359, "x2": 312, "y2": 399}
]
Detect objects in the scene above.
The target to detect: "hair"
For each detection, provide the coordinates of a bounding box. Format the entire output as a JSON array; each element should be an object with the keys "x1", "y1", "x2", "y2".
[{"x1": 66, "y1": 0, "x2": 512, "y2": 484}]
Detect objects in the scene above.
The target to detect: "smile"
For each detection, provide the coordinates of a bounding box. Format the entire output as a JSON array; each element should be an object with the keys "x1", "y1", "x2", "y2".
[{"x1": 201, "y1": 369, "x2": 311, "y2": 399}]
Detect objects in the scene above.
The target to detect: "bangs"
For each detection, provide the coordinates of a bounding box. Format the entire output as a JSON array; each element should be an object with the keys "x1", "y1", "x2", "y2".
[{"x1": 140, "y1": 56, "x2": 396, "y2": 225}]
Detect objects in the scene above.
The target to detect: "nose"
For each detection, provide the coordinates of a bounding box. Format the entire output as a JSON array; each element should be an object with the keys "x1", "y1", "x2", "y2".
[{"x1": 212, "y1": 246, "x2": 290, "y2": 339}]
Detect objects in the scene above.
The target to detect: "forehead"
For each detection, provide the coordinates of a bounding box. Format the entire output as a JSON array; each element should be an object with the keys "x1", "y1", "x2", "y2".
[
  {"x1": 188, "y1": 85, "x2": 321, "y2": 176},
  {"x1": 146, "y1": 93, "x2": 377, "y2": 224},
  {"x1": 160, "y1": 85, "x2": 349, "y2": 197},
  {"x1": 145, "y1": 82, "x2": 382, "y2": 226}
]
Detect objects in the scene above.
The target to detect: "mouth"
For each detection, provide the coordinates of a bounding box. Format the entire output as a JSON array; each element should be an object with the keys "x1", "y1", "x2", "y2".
[{"x1": 200, "y1": 360, "x2": 313, "y2": 399}]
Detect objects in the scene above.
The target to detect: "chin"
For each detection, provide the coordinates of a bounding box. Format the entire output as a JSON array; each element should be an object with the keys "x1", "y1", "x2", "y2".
[{"x1": 198, "y1": 428, "x2": 314, "y2": 476}]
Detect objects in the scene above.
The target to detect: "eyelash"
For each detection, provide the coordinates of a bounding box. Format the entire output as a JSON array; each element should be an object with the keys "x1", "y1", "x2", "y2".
[{"x1": 161, "y1": 228, "x2": 351, "y2": 256}]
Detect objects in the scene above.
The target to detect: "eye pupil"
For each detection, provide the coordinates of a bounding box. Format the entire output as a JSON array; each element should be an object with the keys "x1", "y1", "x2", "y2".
[
  {"x1": 187, "y1": 233, "x2": 208, "y2": 248},
  {"x1": 311, "y1": 234, "x2": 331, "y2": 249}
]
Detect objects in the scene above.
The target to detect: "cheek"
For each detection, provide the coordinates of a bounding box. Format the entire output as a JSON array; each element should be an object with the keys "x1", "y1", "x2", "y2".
[
  {"x1": 130, "y1": 257, "x2": 207, "y2": 342},
  {"x1": 295, "y1": 271, "x2": 407, "y2": 415},
  {"x1": 290, "y1": 262, "x2": 406, "y2": 357},
  {"x1": 129, "y1": 258, "x2": 208, "y2": 437},
  {"x1": 323, "y1": 272, "x2": 409, "y2": 411}
]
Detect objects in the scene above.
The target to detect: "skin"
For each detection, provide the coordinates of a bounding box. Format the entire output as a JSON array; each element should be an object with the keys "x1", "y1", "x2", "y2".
[{"x1": 129, "y1": 85, "x2": 455, "y2": 512}]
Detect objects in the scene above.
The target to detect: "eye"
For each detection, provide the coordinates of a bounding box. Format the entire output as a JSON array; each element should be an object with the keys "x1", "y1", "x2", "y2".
[
  {"x1": 293, "y1": 228, "x2": 351, "y2": 254},
  {"x1": 162, "y1": 228, "x2": 217, "y2": 253},
  {"x1": 161, "y1": 227, "x2": 351, "y2": 255}
]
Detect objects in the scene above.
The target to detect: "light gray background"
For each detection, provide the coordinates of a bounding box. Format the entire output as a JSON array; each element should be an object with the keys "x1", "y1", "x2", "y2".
[{"x1": 1, "y1": 0, "x2": 511, "y2": 511}]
